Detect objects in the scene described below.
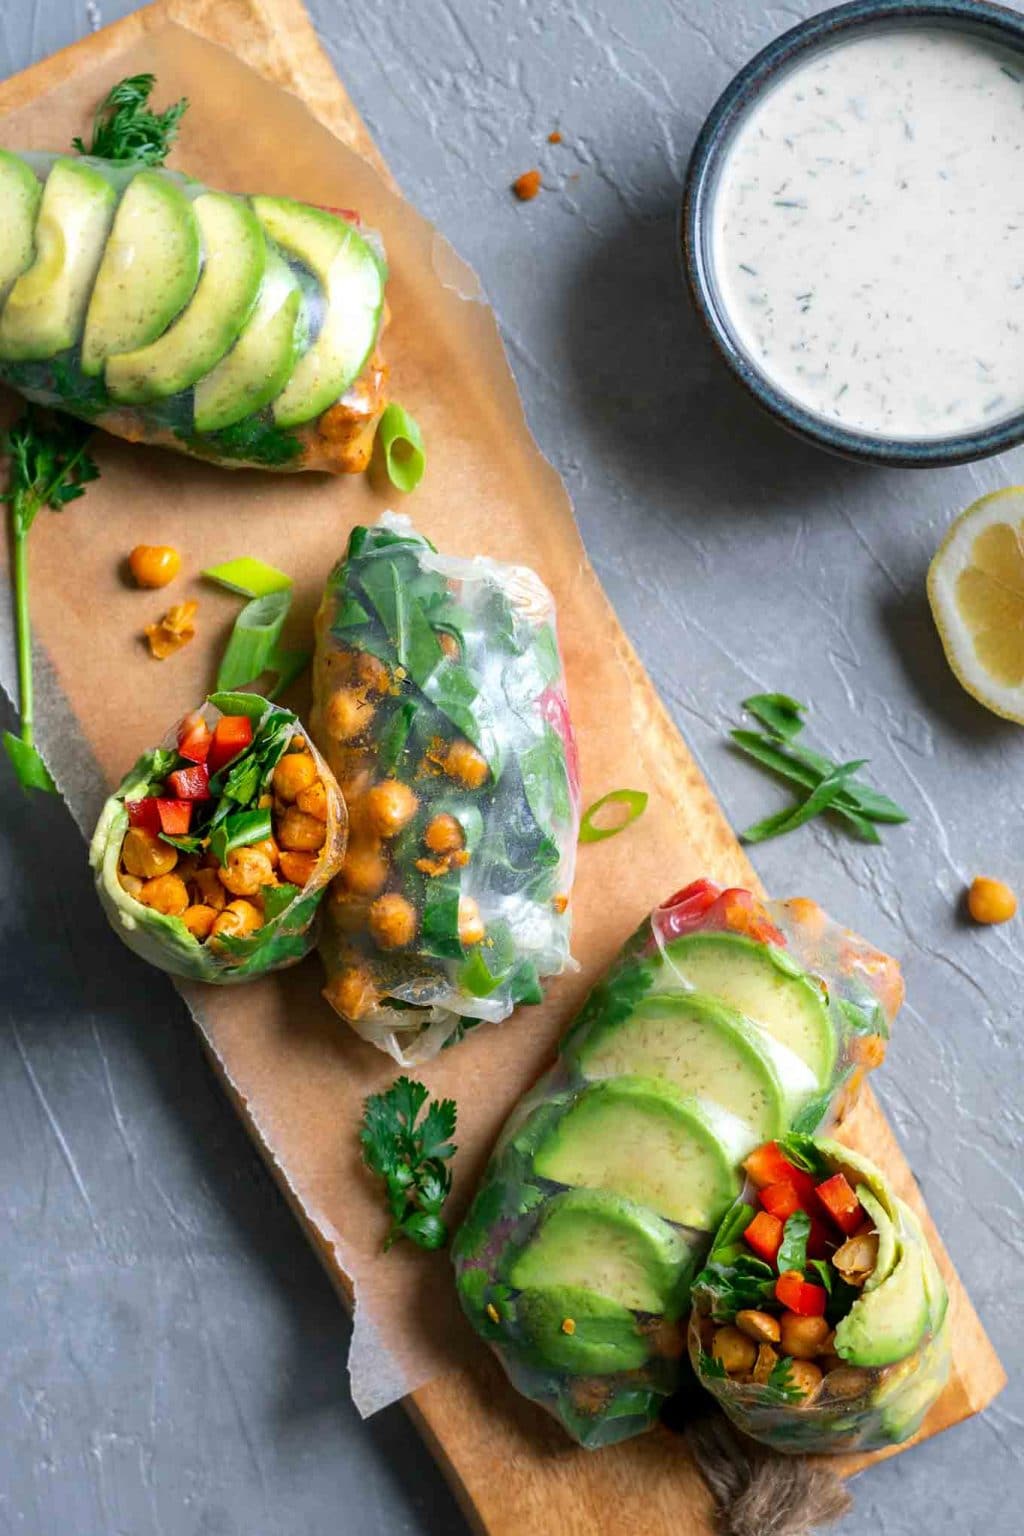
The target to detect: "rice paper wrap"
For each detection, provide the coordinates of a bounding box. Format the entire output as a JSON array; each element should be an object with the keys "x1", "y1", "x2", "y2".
[
  {"x1": 0, "y1": 150, "x2": 387, "y2": 472},
  {"x1": 452, "y1": 882, "x2": 901, "y2": 1448},
  {"x1": 312, "y1": 513, "x2": 579, "y2": 1065},
  {"x1": 690, "y1": 1137, "x2": 951, "y2": 1454},
  {"x1": 90, "y1": 692, "x2": 346, "y2": 983}
]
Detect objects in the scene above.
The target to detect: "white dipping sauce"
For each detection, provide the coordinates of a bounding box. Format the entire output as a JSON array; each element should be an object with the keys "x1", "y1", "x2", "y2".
[{"x1": 711, "y1": 26, "x2": 1024, "y2": 440}]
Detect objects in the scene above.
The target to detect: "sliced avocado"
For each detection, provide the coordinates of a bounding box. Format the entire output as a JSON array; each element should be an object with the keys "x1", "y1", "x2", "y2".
[
  {"x1": 0, "y1": 158, "x2": 115, "y2": 361},
  {"x1": 571, "y1": 991, "x2": 795, "y2": 1141},
  {"x1": 653, "y1": 933, "x2": 836, "y2": 1088},
  {"x1": 532, "y1": 1077, "x2": 743, "y2": 1231},
  {"x1": 878, "y1": 1316, "x2": 951, "y2": 1442},
  {"x1": 834, "y1": 1234, "x2": 929, "y2": 1368},
  {"x1": 506, "y1": 1189, "x2": 694, "y2": 1318},
  {"x1": 80, "y1": 169, "x2": 200, "y2": 376},
  {"x1": 193, "y1": 249, "x2": 303, "y2": 431},
  {"x1": 0, "y1": 151, "x2": 42, "y2": 299},
  {"x1": 105, "y1": 191, "x2": 265, "y2": 404},
  {"x1": 897, "y1": 1201, "x2": 949, "y2": 1332},
  {"x1": 251, "y1": 197, "x2": 384, "y2": 427},
  {"x1": 857, "y1": 1186, "x2": 898, "y2": 1292},
  {"x1": 515, "y1": 1285, "x2": 652, "y2": 1374}
]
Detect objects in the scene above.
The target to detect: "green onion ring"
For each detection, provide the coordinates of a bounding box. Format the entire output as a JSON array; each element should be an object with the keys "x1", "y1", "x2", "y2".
[{"x1": 579, "y1": 788, "x2": 648, "y2": 844}]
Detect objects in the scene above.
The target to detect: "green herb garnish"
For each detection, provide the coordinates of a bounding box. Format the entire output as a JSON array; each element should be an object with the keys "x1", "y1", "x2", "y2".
[
  {"x1": 214, "y1": 586, "x2": 310, "y2": 700},
  {"x1": 3, "y1": 409, "x2": 99, "y2": 791},
  {"x1": 360, "y1": 1076, "x2": 458, "y2": 1251},
  {"x1": 376, "y1": 403, "x2": 426, "y2": 492},
  {"x1": 762, "y1": 1355, "x2": 804, "y2": 1404},
  {"x1": 73, "y1": 73, "x2": 187, "y2": 165},
  {"x1": 776, "y1": 1210, "x2": 811, "y2": 1275},
  {"x1": 579, "y1": 788, "x2": 648, "y2": 844},
  {"x1": 731, "y1": 694, "x2": 909, "y2": 844}
]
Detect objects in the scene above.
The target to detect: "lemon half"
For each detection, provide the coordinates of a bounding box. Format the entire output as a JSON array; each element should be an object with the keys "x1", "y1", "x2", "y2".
[{"x1": 928, "y1": 487, "x2": 1024, "y2": 724}]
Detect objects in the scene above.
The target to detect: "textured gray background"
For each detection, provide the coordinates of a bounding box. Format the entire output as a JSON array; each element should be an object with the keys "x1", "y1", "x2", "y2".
[{"x1": 1, "y1": 2, "x2": 1021, "y2": 1533}]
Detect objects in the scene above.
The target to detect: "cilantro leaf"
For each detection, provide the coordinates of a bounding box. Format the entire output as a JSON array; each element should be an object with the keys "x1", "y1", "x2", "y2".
[
  {"x1": 73, "y1": 73, "x2": 187, "y2": 165},
  {"x1": 777, "y1": 1210, "x2": 811, "y2": 1275},
  {"x1": 359, "y1": 1077, "x2": 458, "y2": 1251}
]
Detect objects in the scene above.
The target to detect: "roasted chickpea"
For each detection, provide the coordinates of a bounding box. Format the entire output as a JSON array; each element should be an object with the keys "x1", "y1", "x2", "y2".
[
  {"x1": 277, "y1": 807, "x2": 327, "y2": 853},
  {"x1": 190, "y1": 867, "x2": 226, "y2": 911},
  {"x1": 118, "y1": 871, "x2": 144, "y2": 900},
  {"x1": 787, "y1": 1359, "x2": 823, "y2": 1404},
  {"x1": 272, "y1": 750, "x2": 318, "y2": 803},
  {"x1": 424, "y1": 813, "x2": 463, "y2": 855},
  {"x1": 364, "y1": 780, "x2": 418, "y2": 838},
  {"x1": 833, "y1": 1231, "x2": 879, "y2": 1286},
  {"x1": 356, "y1": 651, "x2": 390, "y2": 693},
  {"x1": 436, "y1": 630, "x2": 460, "y2": 660},
  {"x1": 250, "y1": 836, "x2": 280, "y2": 869},
  {"x1": 442, "y1": 737, "x2": 489, "y2": 790},
  {"x1": 211, "y1": 899, "x2": 263, "y2": 940},
  {"x1": 279, "y1": 849, "x2": 318, "y2": 887},
  {"x1": 138, "y1": 873, "x2": 189, "y2": 916},
  {"x1": 711, "y1": 1326, "x2": 757, "y2": 1376},
  {"x1": 458, "y1": 895, "x2": 486, "y2": 946},
  {"x1": 182, "y1": 905, "x2": 218, "y2": 940},
  {"x1": 820, "y1": 1365, "x2": 873, "y2": 1401},
  {"x1": 324, "y1": 963, "x2": 379, "y2": 1021},
  {"x1": 342, "y1": 839, "x2": 389, "y2": 897},
  {"x1": 128, "y1": 543, "x2": 181, "y2": 589},
  {"x1": 296, "y1": 779, "x2": 329, "y2": 823},
  {"x1": 735, "y1": 1309, "x2": 781, "y2": 1345},
  {"x1": 217, "y1": 847, "x2": 276, "y2": 897},
  {"x1": 325, "y1": 687, "x2": 374, "y2": 742},
  {"x1": 779, "y1": 1312, "x2": 832, "y2": 1360},
  {"x1": 967, "y1": 875, "x2": 1017, "y2": 925},
  {"x1": 122, "y1": 827, "x2": 178, "y2": 878},
  {"x1": 752, "y1": 1343, "x2": 780, "y2": 1385},
  {"x1": 368, "y1": 892, "x2": 418, "y2": 950},
  {"x1": 328, "y1": 888, "x2": 373, "y2": 933}
]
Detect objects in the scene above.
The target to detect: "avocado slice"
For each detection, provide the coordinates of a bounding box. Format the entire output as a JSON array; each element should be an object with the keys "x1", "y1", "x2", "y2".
[
  {"x1": 506, "y1": 1188, "x2": 695, "y2": 1318},
  {"x1": 81, "y1": 169, "x2": 200, "y2": 377},
  {"x1": 251, "y1": 198, "x2": 384, "y2": 427},
  {"x1": 193, "y1": 249, "x2": 304, "y2": 432},
  {"x1": 571, "y1": 990, "x2": 804, "y2": 1141},
  {"x1": 653, "y1": 933, "x2": 836, "y2": 1088},
  {"x1": 105, "y1": 191, "x2": 265, "y2": 404},
  {"x1": 878, "y1": 1315, "x2": 951, "y2": 1443},
  {"x1": 897, "y1": 1201, "x2": 949, "y2": 1332},
  {"x1": 834, "y1": 1233, "x2": 929, "y2": 1368},
  {"x1": 532, "y1": 1077, "x2": 743, "y2": 1231},
  {"x1": 0, "y1": 152, "x2": 42, "y2": 299},
  {"x1": 856, "y1": 1186, "x2": 898, "y2": 1292},
  {"x1": 515, "y1": 1285, "x2": 652, "y2": 1374},
  {"x1": 0, "y1": 158, "x2": 115, "y2": 361}
]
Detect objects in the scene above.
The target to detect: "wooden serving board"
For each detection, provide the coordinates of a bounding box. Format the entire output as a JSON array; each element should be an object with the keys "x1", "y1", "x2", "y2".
[{"x1": 0, "y1": 3, "x2": 1005, "y2": 1534}]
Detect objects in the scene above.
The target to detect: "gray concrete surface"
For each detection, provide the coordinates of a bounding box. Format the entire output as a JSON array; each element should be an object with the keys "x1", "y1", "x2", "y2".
[{"x1": 1, "y1": 2, "x2": 1021, "y2": 1533}]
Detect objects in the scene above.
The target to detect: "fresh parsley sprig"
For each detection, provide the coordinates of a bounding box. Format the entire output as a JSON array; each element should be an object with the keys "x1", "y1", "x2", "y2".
[
  {"x1": 3, "y1": 410, "x2": 99, "y2": 791},
  {"x1": 73, "y1": 73, "x2": 187, "y2": 165},
  {"x1": 731, "y1": 692, "x2": 909, "y2": 845},
  {"x1": 360, "y1": 1077, "x2": 458, "y2": 1251}
]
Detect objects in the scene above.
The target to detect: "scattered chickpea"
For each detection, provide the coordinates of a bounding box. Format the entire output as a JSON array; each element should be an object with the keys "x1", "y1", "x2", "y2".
[
  {"x1": 779, "y1": 1312, "x2": 832, "y2": 1361},
  {"x1": 325, "y1": 687, "x2": 374, "y2": 742},
  {"x1": 118, "y1": 871, "x2": 144, "y2": 900},
  {"x1": 711, "y1": 1326, "x2": 757, "y2": 1376},
  {"x1": 138, "y1": 873, "x2": 190, "y2": 916},
  {"x1": 273, "y1": 750, "x2": 318, "y2": 803},
  {"x1": 217, "y1": 846, "x2": 276, "y2": 897},
  {"x1": 735, "y1": 1309, "x2": 781, "y2": 1345},
  {"x1": 296, "y1": 779, "x2": 329, "y2": 823},
  {"x1": 442, "y1": 737, "x2": 489, "y2": 789},
  {"x1": 210, "y1": 899, "x2": 263, "y2": 940},
  {"x1": 122, "y1": 827, "x2": 178, "y2": 878},
  {"x1": 512, "y1": 168, "x2": 542, "y2": 201},
  {"x1": 967, "y1": 876, "x2": 1017, "y2": 925},
  {"x1": 277, "y1": 806, "x2": 327, "y2": 853},
  {"x1": 368, "y1": 892, "x2": 418, "y2": 950},
  {"x1": 364, "y1": 780, "x2": 419, "y2": 838},
  {"x1": 342, "y1": 838, "x2": 390, "y2": 896},
  {"x1": 182, "y1": 905, "x2": 218, "y2": 940},
  {"x1": 786, "y1": 1359, "x2": 823, "y2": 1404},
  {"x1": 190, "y1": 867, "x2": 226, "y2": 911},
  {"x1": 424, "y1": 813, "x2": 463, "y2": 855},
  {"x1": 129, "y1": 544, "x2": 181, "y2": 589},
  {"x1": 279, "y1": 849, "x2": 318, "y2": 887},
  {"x1": 458, "y1": 895, "x2": 486, "y2": 946},
  {"x1": 752, "y1": 1343, "x2": 779, "y2": 1385},
  {"x1": 325, "y1": 963, "x2": 379, "y2": 1020}
]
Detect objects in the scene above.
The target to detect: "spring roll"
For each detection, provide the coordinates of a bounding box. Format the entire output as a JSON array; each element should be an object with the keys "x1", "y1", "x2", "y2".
[
  {"x1": 453, "y1": 881, "x2": 901, "y2": 1447},
  {"x1": 90, "y1": 692, "x2": 346, "y2": 982},
  {"x1": 313, "y1": 514, "x2": 578, "y2": 1063},
  {"x1": 0, "y1": 151, "x2": 387, "y2": 471},
  {"x1": 690, "y1": 1136, "x2": 950, "y2": 1453}
]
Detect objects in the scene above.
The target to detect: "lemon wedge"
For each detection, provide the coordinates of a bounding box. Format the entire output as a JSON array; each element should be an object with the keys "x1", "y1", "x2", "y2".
[{"x1": 928, "y1": 487, "x2": 1024, "y2": 723}]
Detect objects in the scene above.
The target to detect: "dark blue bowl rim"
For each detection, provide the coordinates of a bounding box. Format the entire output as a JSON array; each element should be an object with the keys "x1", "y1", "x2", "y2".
[{"x1": 681, "y1": 0, "x2": 1024, "y2": 468}]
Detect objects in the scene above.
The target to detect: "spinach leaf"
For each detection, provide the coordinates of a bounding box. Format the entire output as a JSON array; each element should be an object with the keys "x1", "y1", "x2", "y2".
[{"x1": 777, "y1": 1211, "x2": 811, "y2": 1275}]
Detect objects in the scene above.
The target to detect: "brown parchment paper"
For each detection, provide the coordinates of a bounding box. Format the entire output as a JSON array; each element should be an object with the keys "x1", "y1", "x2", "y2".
[{"x1": 0, "y1": 17, "x2": 1004, "y2": 1448}]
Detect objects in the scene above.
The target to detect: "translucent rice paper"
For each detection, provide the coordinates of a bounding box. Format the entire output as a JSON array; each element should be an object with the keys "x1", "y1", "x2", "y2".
[
  {"x1": 313, "y1": 513, "x2": 579, "y2": 1064},
  {"x1": 690, "y1": 1141, "x2": 951, "y2": 1455},
  {"x1": 452, "y1": 883, "x2": 901, "y2": 1448},
  {"x1": 0, "y1": 151, "x2": 387, "y2": 472}
]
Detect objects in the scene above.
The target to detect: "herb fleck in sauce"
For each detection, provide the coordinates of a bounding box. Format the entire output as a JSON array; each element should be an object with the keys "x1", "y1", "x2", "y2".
[{"x1": 712, "y1": 28, "x2": 1024, "y2": 440}]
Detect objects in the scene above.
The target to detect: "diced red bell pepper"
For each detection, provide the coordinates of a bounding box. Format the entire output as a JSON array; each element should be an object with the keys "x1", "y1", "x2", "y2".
[
  {"x1": 654, "y1": 880, "x2": 722, "y2": 943},
  {"x1": 759, "y1": 1181, "x2": 804, "y2": 1221},
  {"x1": 126, "y1": 797, "x2": 162, "y2": 834},
  {"x1": 207, "y1": 715, "x2": 253, "y2": 774},
  {"x1": 744, "y1": 1210, "x2": 783, "y2": 1265},
  {"x1": 167, "y1": 762, "x2": 211, "y2": 800},
  {"x1": 709, "y1": 887, "x2": 787, "y2": 946},
  {"x1": 156, "y1": 798, "x2": 193, "y2": 836},
  {"x1": 775, "y1": 1270, "x2": 827, "y2": 1317},
  {"x1": 816, "y1": 1173, "x2": 865, "y2": 1236},
  {"x1": 177, "y1": 711, "x2": 212, "y2": 764},
  {"x1": 744, "y1": 1142, "x2": 818, "y2": 1204}
]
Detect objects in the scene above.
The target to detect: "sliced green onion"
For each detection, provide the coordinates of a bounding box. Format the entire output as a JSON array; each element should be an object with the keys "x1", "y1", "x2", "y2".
[
  {"x1": 579, "y1": 788, "x2": 648, "y2": 844},
  {"x1": 742, "y1": 692, "x2": 806, "y2": 741},
  {"x1": 377, "y1": 403, "x2": 426, "y2": 493},
  {"x1": 740, "y1": 760, "x2": 866, "y2": 845},
  {"x1": 216, "y1": 590, "x2": 291, "y2": 691},
  {"x1": 203, "y1": 557, "x2": 292, "y2": 598},
  {"x1": 3, "y1": 733, "x2": 55, "y2": 793},
  {"x1": 209, "y1": 806, "x2": 273, "y2": 866}
]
